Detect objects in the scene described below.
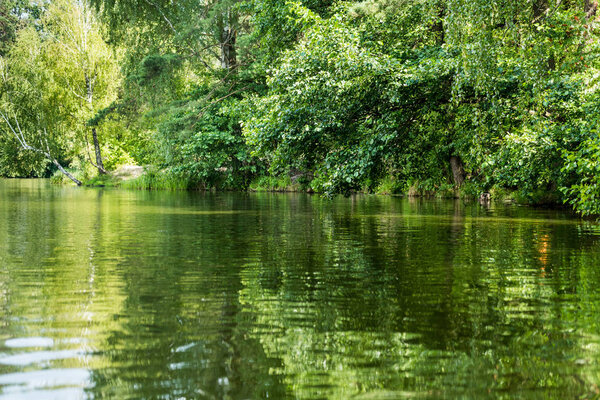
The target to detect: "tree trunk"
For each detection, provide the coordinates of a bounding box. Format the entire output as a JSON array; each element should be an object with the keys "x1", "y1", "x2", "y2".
[
  {"x1": 220, "y1": 28, "x2": 237, "y2": 70},
  {"x1": 533, "y1": 0, "x2": 547, "y2": 20},
  {"x1": 219, "y1": 12, "x2": 237, "y2": 71},
  {"x1": 533, "y1": 0, "x2": 557, "y2": 71},
  {"x1": 51, "y1": 157, "x2": 82, "y2": 186},
  {"x1": 433, "y1": 2, "x2": 445, "y2": 46},
  {"x1": 86, "y1": 74, "x2": 106, "y2": 175},
  {"x1": 450, "y1": 156, "x2": 465, "y2": 187},
  {"x1": 91, "y1": 127, "x2": 105, "y2": 174},
  {"x1": 585, "y1": 0, "x2": 598, "y2": 19}
]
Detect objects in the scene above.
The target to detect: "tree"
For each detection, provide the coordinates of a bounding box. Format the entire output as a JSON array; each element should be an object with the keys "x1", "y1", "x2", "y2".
[
  {"x1": 90, "y1": 0, "x2": 244, "y2": 73},
  {"x1": 0, "y1": 28, "x2": 82, "y2": 185},
  {"x1": 0, "y1": 1, "x2": 45, "y2": 56},
  {"x1": 0, "y1": 2, "x2": 18, "y2": 56},
  {"x1": 44, "y1": 0, "x2": 120, "y2": 175},
  {"x1": 0, "y1": 0, "x2": 121, "y2": 182},
  {"x1": 89, "y1": 0, "x2": 258, "y2": 187}
]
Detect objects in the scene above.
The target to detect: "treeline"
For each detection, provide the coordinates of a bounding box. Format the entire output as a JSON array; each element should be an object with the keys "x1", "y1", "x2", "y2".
[{"x1": 1, "y1": 0, "x2": 600, "y2": 214}]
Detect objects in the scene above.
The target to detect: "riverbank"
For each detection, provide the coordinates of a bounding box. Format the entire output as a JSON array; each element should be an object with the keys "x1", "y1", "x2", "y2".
[{"x1": 44, "y1": 165, "x2": 573, "y2": 211}]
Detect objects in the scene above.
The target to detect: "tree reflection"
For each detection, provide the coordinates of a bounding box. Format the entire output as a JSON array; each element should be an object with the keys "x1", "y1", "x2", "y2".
[{"x1": 0, "y1": 183, "x2": 599, "y2": 399}]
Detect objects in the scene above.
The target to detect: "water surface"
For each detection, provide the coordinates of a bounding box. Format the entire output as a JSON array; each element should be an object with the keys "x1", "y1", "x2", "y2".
[{"x1": 0, "y1": 179, "x2": 599, "y2": 399}]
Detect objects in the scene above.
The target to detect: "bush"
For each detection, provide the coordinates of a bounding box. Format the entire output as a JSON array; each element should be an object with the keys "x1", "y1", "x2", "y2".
[{"x1": 120, "y1": 168, "x2": 193, "y2": 190}]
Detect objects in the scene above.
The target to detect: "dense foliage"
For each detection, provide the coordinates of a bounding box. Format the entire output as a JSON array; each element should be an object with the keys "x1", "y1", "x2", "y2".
[{"x1": 2, "y1": 0, "x2": 600, "y2": 214}]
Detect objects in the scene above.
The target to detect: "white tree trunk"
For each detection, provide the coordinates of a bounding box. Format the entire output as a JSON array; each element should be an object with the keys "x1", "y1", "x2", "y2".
[{"x1": 0, "y1": 111, "x2": 82, "y2": 186}]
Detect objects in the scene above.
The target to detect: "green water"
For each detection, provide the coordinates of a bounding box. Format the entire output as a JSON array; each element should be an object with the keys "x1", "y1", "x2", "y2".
[{"x1": 0, "y1": 179, "x2": 599, "y2": 399}]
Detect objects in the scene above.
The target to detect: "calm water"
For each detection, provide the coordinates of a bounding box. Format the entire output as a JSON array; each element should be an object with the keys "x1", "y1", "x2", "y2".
[{"x1": 0, "y1": 179, "x2": 599, "y2": 399}]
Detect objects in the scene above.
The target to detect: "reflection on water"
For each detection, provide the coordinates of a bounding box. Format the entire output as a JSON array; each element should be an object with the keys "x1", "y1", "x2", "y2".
[{"x1": 0, "y1": 179, "x2": 600, "y2": 399}]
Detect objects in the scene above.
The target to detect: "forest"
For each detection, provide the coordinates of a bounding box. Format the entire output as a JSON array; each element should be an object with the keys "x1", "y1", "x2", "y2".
[{"x1": 1, "y1": 0, "x2": 600, "y2": 215}]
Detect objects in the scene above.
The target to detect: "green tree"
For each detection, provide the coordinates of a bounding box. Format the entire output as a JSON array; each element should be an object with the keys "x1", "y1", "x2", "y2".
[
  {"x1": 0, "y1": 0, "x2": 120, "y2": 184},
  {"x1": 44, "y1": 0, "x2": 120, "y2": 175},
  {"x1": 0, "y1": 28, "x2": 83, "y2": 184}
]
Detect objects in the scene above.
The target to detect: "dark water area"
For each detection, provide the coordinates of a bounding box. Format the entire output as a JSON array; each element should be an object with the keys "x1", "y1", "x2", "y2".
[{"x1": 0, "y1": 179, "x2": 599, "y2": 399}]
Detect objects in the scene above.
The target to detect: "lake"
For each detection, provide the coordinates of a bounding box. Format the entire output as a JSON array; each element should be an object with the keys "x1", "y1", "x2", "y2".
[{"x1": 0, "y1": 179, "x2": 599, "y2": 399}]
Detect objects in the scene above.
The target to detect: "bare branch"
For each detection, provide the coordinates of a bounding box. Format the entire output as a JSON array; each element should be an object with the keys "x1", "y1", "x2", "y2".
[
  {"x1": 0, "y1": 110, "x2": 26, "y2": 148},
  {"x1": 14, "y1": 114, "x2": 27, "y2": 145},
  {"x1": 197, "y1": 85, "x2": 249, "y2": 119},
  {"x1": 143, "y1": 0, "x2": 176, "y2": 33},
  {"x1": 532, "y1": 0, "x2": 563, "y2": 24}
]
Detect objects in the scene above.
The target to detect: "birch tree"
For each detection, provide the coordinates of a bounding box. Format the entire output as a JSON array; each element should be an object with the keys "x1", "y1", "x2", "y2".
[
  {"x1": 0, "y1": 0, "x2": 119, "y2": 182},
  {"x1": 44, "y1": 0, "x2": 120, "y2": 175},
  {"x1": 0, "y1": 28, "x2": 83, "y2": 185}
]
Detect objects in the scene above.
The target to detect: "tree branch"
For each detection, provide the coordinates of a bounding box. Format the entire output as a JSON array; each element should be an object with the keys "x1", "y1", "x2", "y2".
[
  {"x1": 0, "y1": 111, "x2": 82, "y2": 185},
  {"x1": 143, "y1": 0, "x2": 176, "y2": 33},
  {"x1": 197, "y1": 85, "x2": 249, "y2": 119},
  {"x1": 84, "y1": 129, "x2": 108, "y2": 174},
  {"x1": 532, "y1": 0, "x2": 563, "y2": 24}
]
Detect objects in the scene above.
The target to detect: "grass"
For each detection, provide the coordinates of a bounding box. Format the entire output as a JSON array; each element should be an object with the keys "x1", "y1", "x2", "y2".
[
  {"x1": 248, "y1": 175, "x2": 302, "y2": 192},
  {"x1": 120, "y1": 168, "x2": 192, "y2": 190},
  {"x1": 84, "y1": 174, "x2": 119, "y2": 187},
  {"x1": 51, "y1": 165, "x2": 193, "y2": 190},
  {"x1": 49, "y1": 168, "x2": 88, "y2": 186},
  {"x1": 49, "y1": 167, "x2": 566, "y2": 208},
  {"x1": 374, "y1": 176, "x2": 403, "y2": 195}
]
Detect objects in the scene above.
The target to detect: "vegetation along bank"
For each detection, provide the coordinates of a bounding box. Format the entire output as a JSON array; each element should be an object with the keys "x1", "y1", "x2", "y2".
[{"x1": 2, "y1": 0, "x2": 600, "y2": 215}]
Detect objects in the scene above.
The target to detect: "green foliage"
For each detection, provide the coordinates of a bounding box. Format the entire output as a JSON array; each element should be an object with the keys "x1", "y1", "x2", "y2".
[
  {"x1": 49, "y1": 167, "x2": 88, "y2": 185},
  {"x1": 0, "y1": 0, "x2": 43, "y2": 56},
  {"x1": 120, "y1": 167, "x2": 193, "y2": 190},
  {"x1": 155, "y1": 91, "x2": 259, "y2": 189},
  {"x1": 5, "y1": 0, "x2": 600, "y2": 215},
  {"x1": 0, "y1": 26, "x2": 79, "y2": 172},
  {"x1": 84, "y1": 173, "x2": 118, "y2": 187},
  {"x1": 249, "y1": 175, "x2": 297, "y2": 192},
  {"x1": 248, "y1": 0, "x2": 319, "y2": 66},
  {"x1": 562, "y1": 137, "x2": 600, "y2": 216},
  {"x1": 245, "y1": 14, "x2": 401, "y2": 195},
  {"x1": 0, "y1": 3, "x2": 17, "y2": 56},
  {"x1": 0, "y1": 133, "x2": 48, "y2": 177},
  {"x1": 0, "y1": 0, "x2": 123, "y2": 181},
  {"x1": 374, "y1": 176, "x2": 403, "y2": 195},
  {"x1": 136, "y1": 54, "x2": 182, "y2": 84}
]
